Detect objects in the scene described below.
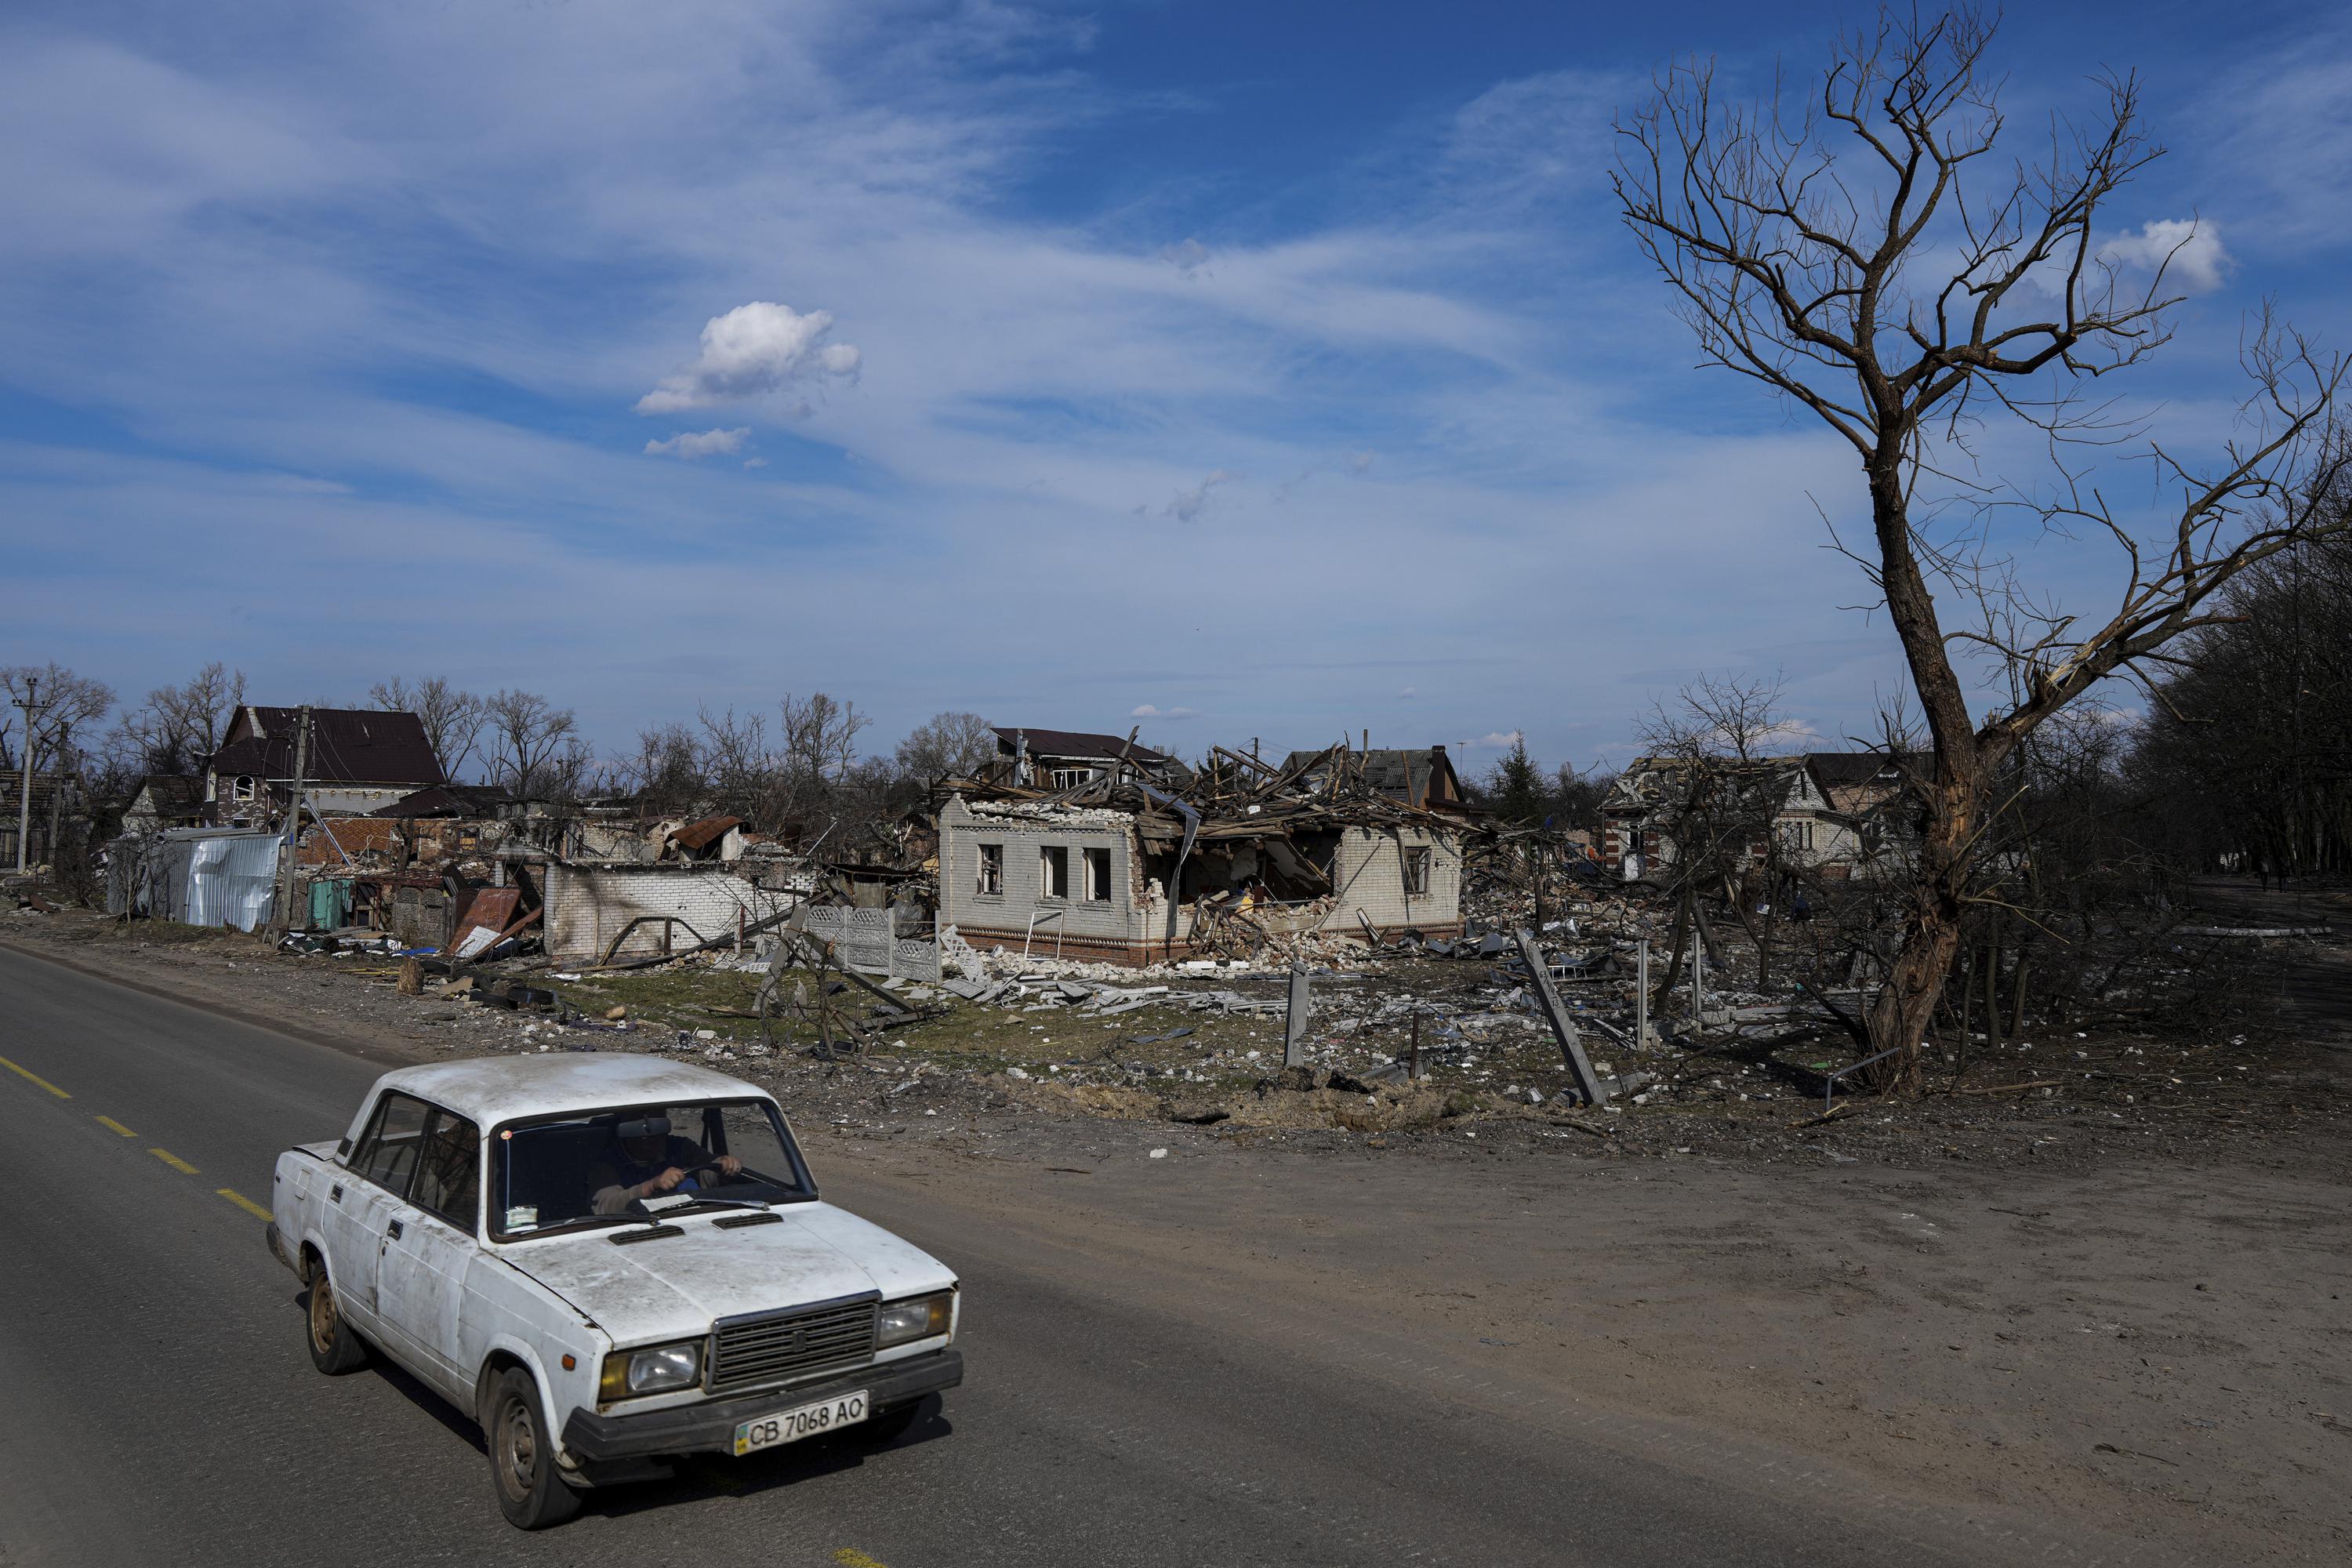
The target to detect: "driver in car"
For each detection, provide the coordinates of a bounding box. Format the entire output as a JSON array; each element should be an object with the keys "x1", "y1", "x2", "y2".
[{"x1": 589, "y1": 1111, "x2": 742, "y2": 1214}]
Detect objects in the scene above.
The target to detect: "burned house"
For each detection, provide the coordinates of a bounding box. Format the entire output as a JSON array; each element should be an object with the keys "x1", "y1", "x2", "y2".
[
  {"x1": 205, "y1": 706, "x2": 446, "y2": 825},
  {"x1": 935, "y1": 744, "x2": 1463, "y2": 964}
]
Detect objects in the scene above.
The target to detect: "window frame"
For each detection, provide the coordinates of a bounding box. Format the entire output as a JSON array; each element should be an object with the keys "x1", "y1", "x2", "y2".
[
  {"x1": 976, "y1": 842, "x2": 1004, "y2": 896},
  {"x1": 408, "y1": 1105, "x2": 484, "y2": 1234},
  {"x1": 1403, "y1": 845, "x2": 1432, "y2": 897},
  {"x1": 485, "y1": 1096, "x2": 818, "y2": 1244},
  {"x1": 349, "y1": 1091, "x2": 434, "y2": 1200},
  {"x1": 1083, "y1": 845, "x2": 1113, "y2": 903},
  {"x1": 1039, "y1": 844, "x2": 1070, "y2": 901}
]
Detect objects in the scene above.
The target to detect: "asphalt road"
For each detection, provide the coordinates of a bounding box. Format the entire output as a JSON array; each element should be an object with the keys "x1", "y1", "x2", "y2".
[{"x1": 0, "y1": 944, "x2": 1994, "y2": 1568}]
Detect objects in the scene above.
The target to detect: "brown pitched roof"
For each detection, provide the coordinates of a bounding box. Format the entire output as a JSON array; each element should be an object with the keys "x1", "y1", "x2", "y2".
[{"x1": 212, "y1": 706, "x2": 446, "y2": 787}]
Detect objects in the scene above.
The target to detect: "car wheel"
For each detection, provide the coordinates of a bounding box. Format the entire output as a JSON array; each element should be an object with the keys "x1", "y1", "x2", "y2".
[
  {"x1": 488, "y1": 1367, "x2": 583, "y2": 1530},
  {"x1": 303, "y1": 1258, "x2": 369, "y2": 1375},
  {"x1": 855, "y1": 1399, "x2": 924, "y2": 1445}
]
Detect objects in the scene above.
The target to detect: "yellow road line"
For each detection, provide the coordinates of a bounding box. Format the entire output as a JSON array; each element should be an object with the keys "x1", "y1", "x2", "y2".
[
  {"x1": 217, "y1": 1188, "x2": 273, "y2": 1220},
  {"x1": 149, "y1": 1147, "x2": 200, "y2": 1174},
  {"x1": 0, "y1": 1054, "x2": 70, "y2": 1098},
  {"x1": 833, "y1": 1552, "x2": 891, "y2": 1568},
  {"x1": 95, "y1": 1115, "x2": 137, "y2": 1138}
]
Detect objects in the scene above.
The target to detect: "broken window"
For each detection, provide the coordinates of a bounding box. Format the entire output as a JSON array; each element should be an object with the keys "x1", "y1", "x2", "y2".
[
  {"x1": 1083, "y1": 846, "x2": 1112, "y2": 902},
  {"x1": 1049, "y1": 767, "x2": 1096, "y2": 791},
  {"x1": 1403, "y1": 845, "x2": 1432, "y2": 896},
  {"x1": 1040, "y1": 844, "x2": 1069, "y2": 899},
  {"x1": 233, "y1": 775, "x2": 256, "y2": 802},
  {"x1": 978, "y1": 843, "x2": 1004, "y2": 896}
]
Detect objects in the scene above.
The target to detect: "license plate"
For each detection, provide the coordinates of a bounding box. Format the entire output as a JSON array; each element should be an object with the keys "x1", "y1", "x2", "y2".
[{"x1": 732, "y1": 1389, "x2": 868, "y2": 1455}]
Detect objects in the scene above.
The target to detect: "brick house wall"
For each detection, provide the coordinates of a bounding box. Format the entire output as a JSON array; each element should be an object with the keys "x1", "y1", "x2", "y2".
[
  {"x1": 543, "y1": 863, "x2": 785, "y2": 963},
  {"x1": 937, "y1": 797, "x2": 1463, "y2": 964}
]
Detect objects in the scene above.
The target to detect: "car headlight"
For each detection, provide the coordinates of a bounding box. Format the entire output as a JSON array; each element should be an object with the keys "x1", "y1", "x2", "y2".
[
  {"x1": 599, "y1": 1340, "x2": 702, "y2": 1401},
  {"x1": 876, "y1": 1290, "x2": 955, "y2": 1348}
]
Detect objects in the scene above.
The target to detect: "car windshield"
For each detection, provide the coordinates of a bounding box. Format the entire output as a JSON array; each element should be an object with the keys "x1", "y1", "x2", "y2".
[{"x1": 491, "y1": 1098, "x2": 814, "y2": 1239}]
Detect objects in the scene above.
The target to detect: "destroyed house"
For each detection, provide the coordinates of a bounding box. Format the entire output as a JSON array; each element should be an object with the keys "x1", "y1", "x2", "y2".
[
  {"x1": 989, "y1": 727, "x2": 1191, "y2": 791},
  {"x1": 1278, "y1": 746, "x2": 1468, "y2": 815},
  {"x1": 935, "y1": 748, "x2": 1463, "y2": 964},
  {"x1": 205, "y1": 706, "x2": 446, "y2": 824},
  {"x1": 1601, "y1": 752, "x2": 1907, "y2": 879}
]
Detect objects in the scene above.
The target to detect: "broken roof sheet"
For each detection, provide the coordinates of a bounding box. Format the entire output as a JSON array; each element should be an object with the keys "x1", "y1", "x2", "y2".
[{"x1": 670, "y1": 814, "x2": 746, "y2": 851}]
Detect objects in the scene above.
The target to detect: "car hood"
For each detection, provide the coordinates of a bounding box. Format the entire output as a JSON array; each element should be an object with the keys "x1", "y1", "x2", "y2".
[{"x1": 502, "y1": 1202, "x2": 954, "y2": 1346}]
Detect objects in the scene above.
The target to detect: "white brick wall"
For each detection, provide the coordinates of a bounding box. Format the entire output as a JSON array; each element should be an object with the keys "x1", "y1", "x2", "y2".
[
  {"x1": 938, "y1": 800, "x2": 1142, "y2": 949},
  {"x1": 544, "y1": 864, "x2": 782, "y2": 961},
  {"x1": 1330, "y1": 826, "x2": 1461, "y2": 931}
]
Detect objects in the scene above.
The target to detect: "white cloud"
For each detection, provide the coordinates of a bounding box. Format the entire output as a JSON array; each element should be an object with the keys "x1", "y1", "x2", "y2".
[
  {"x1": 1163, "y1": 470, "x2": 1230, "y2": 522},
  {"x1": 1397, "y1": 685, "x2": 1417, "y2": 698},
  {"x1": 742, "y1": 456, "x2": 768, "y2": 470},
  {"x1": 1160, "y1": 238, "x2": 1210, "y2": 278},
  {"x1": 1131, "y1": 704, "x2": 1199, "y2": 720},
  {"x1": 1465, "y1": 730, "x2": 1523, "y2": 750},
  {"x1": 643, "y1": 426, "x2": 750, "y2": 459},
  {"x1": 635, "y1": 303, "x2": 861, "y2": 415},
  {"x1": 2100, "y1": 220, "x2": 2230, "y2": 293}
]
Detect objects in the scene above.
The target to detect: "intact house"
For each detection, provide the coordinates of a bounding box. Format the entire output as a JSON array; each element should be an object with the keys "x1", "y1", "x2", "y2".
[
  {"x1": 935, "y1": 791, "x2": 1462, "y2": 964},
  {"x1": 989, "y1": 727, "x2": 1192, "y2": 792},
  {"x1": 1600, "y1": 752, "x2": 1914, "y2": 881},
  {"x1": 205, "y1": 706, "x2": 447, "y2": 826}
]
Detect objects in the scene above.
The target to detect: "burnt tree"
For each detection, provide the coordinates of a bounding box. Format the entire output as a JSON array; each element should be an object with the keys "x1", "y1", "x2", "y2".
[{"x1": 1614, "y1": 6, "x2": 2345, "y2": 1090}]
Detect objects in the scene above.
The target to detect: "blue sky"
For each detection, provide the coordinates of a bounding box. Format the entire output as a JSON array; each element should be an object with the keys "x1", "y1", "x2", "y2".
[{"x1": 4, "y1": 0, "x2": 2348, "y2": 780}]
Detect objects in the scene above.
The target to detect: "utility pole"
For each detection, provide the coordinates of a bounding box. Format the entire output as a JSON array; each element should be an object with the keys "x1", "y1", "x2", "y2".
[
  {"x1": 273, "y1": 706, "x2": 313, "y2": 933},
  {"x1": 13, "y1": 674, "x2": 49, "y2": 873}
]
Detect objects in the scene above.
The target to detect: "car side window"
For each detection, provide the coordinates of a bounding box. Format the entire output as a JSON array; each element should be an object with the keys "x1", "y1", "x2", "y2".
[
  {"x1": 410, "y1": 1109, "x2": 481, "y2": 1232},
  {"x1": 354, "y1": 1093, "x2": 431, "y2": 1197}
]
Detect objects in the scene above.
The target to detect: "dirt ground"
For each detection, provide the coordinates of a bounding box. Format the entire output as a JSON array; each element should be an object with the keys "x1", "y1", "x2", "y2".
[{"x1": 4, "y1": 882, "x2": 2347, "y2": 1561}]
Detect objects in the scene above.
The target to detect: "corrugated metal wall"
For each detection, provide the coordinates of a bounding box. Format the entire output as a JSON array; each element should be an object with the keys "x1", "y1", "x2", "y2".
[{"x1": 107, "y1": 829, "x2": 283, "y2": 930}]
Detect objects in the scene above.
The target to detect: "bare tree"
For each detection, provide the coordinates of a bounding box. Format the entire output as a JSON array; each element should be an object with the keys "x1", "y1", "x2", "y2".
[
  {"x1": 779, "y1": 691, "x2": 867, "y2": 786},
  {"x1": 369, "y1": 677, "x2": 488, "y2": 780},
  {"x1": 2, "y1": 663, "x2": 115, "y2": 771},
  {"x1": 1632, "y1": 675, "x2": 1804, "y2": 993},
  {"x1": 893, "y1": 710, "x2": 995, "y2": 784},
  {"x1": 1615, "y1": 6, "x2": 2347, "y2": 1088},
  {"x1": 107, "y1": 662, "x2": 244, "y2": 778},
  {"x1": 482, "y1": 690, "x2": 584, "y2": 798}
]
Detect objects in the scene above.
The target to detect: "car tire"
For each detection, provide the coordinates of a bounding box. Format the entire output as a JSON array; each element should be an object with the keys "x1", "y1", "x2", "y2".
[
  {"x1": 488, "y1": 1367, "x2": 583, "y2": 1530},
  {"x1": 303, "y1": 1258, "x2": 370, "y2": 1375},
  {"x1": 855, "y1": 1399, "x2": 924, "y2": 1445}
]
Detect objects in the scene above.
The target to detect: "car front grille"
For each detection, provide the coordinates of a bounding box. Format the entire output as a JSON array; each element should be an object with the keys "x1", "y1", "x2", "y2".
[{"x1": 707, "y1": 1294, "x2": 878, "y2": 1395}]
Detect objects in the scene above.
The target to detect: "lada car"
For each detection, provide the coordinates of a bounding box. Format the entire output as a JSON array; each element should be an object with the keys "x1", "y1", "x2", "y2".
[{"x1": 266, "y1": 1055, "x2": 962, "y2": 1527}]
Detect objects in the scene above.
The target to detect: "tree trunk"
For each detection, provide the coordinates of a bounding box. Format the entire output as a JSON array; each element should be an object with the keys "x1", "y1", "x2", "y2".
[
  {"x1": 1860, "y1": 448, "x2": 1996, "y2": 1094},
  {"x1": 1652, "y1": 887, "x2": 1691, "y2": 1019}
]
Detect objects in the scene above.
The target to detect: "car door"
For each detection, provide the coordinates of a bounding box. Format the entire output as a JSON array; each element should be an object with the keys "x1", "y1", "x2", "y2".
[
  {"x1": 337, "y1": 1091, "x2": 433, "y2": 1360},
  {"x1": 376, "y1": 1105, "x2": 482, "y2": 1403}
]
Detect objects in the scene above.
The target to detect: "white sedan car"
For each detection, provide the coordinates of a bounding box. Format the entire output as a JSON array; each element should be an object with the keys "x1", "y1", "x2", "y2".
[{"x1": 267, "y1": 1054, "x2": 962, "y2": 1527}]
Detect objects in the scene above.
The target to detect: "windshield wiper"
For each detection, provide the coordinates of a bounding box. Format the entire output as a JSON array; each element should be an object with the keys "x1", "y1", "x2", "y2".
[{"x1": 666, "y1": 1196, "x2": 774, "y2": 1216}]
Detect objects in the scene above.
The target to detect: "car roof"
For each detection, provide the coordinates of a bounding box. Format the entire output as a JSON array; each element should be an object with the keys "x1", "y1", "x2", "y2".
[{"x1": 368, "y1": 1054, "x2": 773, "y2": 1126}]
